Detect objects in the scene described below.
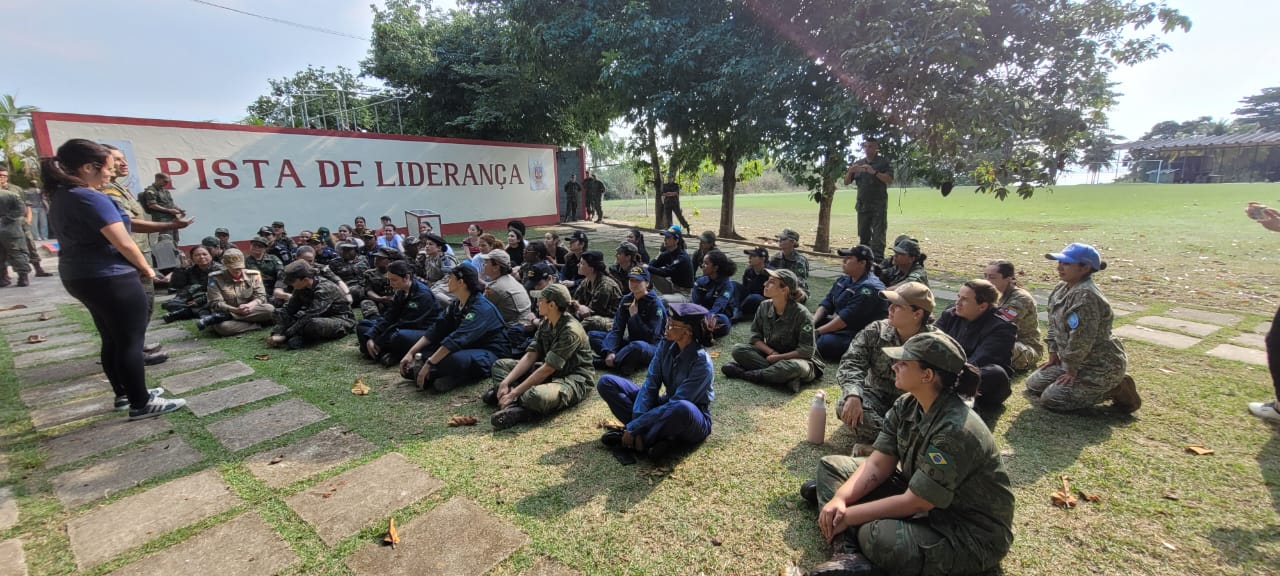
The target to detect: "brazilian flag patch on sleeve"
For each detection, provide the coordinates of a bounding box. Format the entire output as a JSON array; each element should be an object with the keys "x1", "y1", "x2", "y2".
[{"x1": 926, "y1": 445, "x2": 949, "y2": 466}]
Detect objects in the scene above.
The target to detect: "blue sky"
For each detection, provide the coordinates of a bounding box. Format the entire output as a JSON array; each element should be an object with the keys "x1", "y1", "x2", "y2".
[{"x1": 4, "y1": 0, "x2": 1274, "y2": 149}]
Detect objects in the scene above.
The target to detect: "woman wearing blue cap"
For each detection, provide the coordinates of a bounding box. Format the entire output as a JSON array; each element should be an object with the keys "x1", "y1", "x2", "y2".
[
  {"x1": 597, "y1": 302, "x2": 715, "y2": 459},
  {"x1": 1025, "y1": 242, "x2": 1140, "y2": 413}
]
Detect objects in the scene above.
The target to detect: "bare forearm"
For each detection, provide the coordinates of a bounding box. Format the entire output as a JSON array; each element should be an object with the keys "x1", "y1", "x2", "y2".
[
  {"x1": 512, "y1": 363, "x2": 556, "y2": 396},
  {"x1": 834, "y1": 453, "x2": 894, "y2": 504}
]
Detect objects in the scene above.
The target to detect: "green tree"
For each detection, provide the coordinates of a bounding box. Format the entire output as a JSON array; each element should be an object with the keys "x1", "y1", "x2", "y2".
[
  {"x1": 244, "y1": 65, "x2": 392, "y2": 131},
  {"x1": 1234, "y1": 86, "x2": 1280, "y2": 132},
  {"x1": 0, "y1": 95, "x2": 39, "y2": 188}
]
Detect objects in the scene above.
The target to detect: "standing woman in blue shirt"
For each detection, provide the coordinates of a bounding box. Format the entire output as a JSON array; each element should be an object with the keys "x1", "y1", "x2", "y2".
[{"x1": 41, "y1": 139, "x2": 192, "y2": 420}]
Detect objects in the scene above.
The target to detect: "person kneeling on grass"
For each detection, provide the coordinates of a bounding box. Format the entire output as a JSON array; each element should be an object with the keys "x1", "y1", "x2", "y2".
[
  {"x1": 597, "y1": 302, "x2": 714, "y2": 459},
  {"x1": 401, "y1": 263, "x2": 511, "y2": 393},
  {"x1": 485, "y1": 283, "x2": 596, "y2": 429},
  {"x1": 800, "y1": 331, "x2": 1014, "y2": 576},
  {"x1": 722, "y1": 269, "x2": 822, "y2": 392}
]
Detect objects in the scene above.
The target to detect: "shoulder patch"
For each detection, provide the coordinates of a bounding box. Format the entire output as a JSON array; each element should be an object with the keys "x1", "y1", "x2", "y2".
[
  {"x1": 464, "y1": 312, "x2": 475, "y2": 321},
  {"x1": 1067, "y1": 311, "x2": 1080, "y2": 330},
  {"x1": 802, "y1": 323, "x2": 813, "y2": 332},
  {"x1": 860, "y1": 287, "x2": 873, "y2": 296},
  {"x1": 926, "y1": 445, "x2": 949, "y2": 466},
  {"x1": 996, "y1": 307, "x2": 1017, "y2": 321}
]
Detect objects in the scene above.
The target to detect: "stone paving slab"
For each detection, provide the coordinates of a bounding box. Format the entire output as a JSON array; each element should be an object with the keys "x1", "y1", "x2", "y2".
[
  {"x1": 149, "y1": 339, "x2": 208, "y2": 356},
  {"x1": 17, "y1": 356, "x2": 104, "y2": 386},
  {"x1": 44, "y1": 418, "x2": 173, "y2": 469},
  {"x1": 19, "y1": 376, "x2": 111, "y2": 409},
  {"x1": 1134, "y1": 316, "x2": 1221, "y2": 337},
  {"x1": 52, "y1": 437, "x2": 202, "y2": 508},
  {"x1": 932, "y1": 289, "x2": 959, "y2": 301},
  {"x1": 4, "y1": 322, "x2": 83, "y2": 343},
  {"x1": 108, "y1": 511, "x2": 297, "y2": 576},
  {"x1": 187, "y1": 379, "x2": 287, "y2": 417},
  {"x1": 12, "y1": 342, "x2": 100, "y2": 369},
  {"x1": 29, "y1": 395, "x2": 114, "y2": 431},
  {"x1": 160, "y1": 361, "x2": 255, "y2": 395},
  {"x1": 0, "y1": 487, "x2": 16, "y2": 531},
  {"x1": 67, "y1": 470, "x2": 238, "y2": 570},
  {"x1": 0, "y1": 538, "x2": 26, "y2": 576},
  {"x1": 0, "y1": 309, "x2": 60, "y2": 325},
  {"x1": 1111, "y1": 300, "x2": 1147, "y2": 313},
  {"x1": 208, "y1": 398, "x2": 328, "y2": 452},
  {"x1": 287, "y1": 452, "x2": 442, "y2": 546},
  {"x1": 346, "y1": 496, "x2": 526, "y2": 576},
  {"x1": 522, "y1": 558, "x2": 582, "y2": 576},
  {"x1": 1253, "y1": 321, "x2": 1271, "y2": 335},
  {"x1": 1112, "y1": 308, "x2": 1133, "y2": 317},
  {"x1": 244, "y1": 427, "x2": 376, "y2": 488},
  {"x1": 145, "y1": 326, "x2": 194, "y2": 342},
  {"x1": 1113, "y1": 325, "x2": 1201, "y2": 350},
  {"x1": 1, "y1": 317, "x2": 77, "y2": 335},
  {"x1": 146, "y1": 349, "x2": 228, "y2": 378},
  {"x1": 1165, "y1": 307, "x2": 1243, "y2": 327},
  {"x1": 1230, "y1": 332, "x2": 1266, "y2": 350},
  {"x1": 7, "y1": 331, "x2": 92, "y2": 352},
  {"x1": 1206, "y1": 344, "x2": 1267, "y2": 366}
]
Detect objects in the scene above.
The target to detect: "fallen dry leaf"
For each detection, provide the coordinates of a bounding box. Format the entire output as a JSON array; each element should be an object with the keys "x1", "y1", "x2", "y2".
[
  {"x1": 352, "y1": 378, "x2": 370, "y2": 396},
  {"x1": 0, "y1": 304, "x2": 27, "y2": 312},
  {"x1": 447, "y1": 415, "x2": 478, "y2": 427},
  {"x1": 37, "y1": 312, "x2": 50, "y2": 321},
  {"x1": 268, "y1": 454, "x2": 285, "y2": 465},
  {"x1": 708, "y1": 351, "x2": 721, "y2": 358},
  {"x1": 25, "y1": 335, "x2": 47, "y2": 344},
  {"x1": 598, "y1": 418, "x2": 625, "y2": 430},
  {"x1": 253, "y1": 353, "x2": 271, "y2": 361},
  {"x1": 1162, "y1": 492, "x2": 1180, "y2": 501},
  {"x1": 1162, "y1": 541, "x2": 1177, "y2": 551},
  {"x1": 383, "y1": 517, "x2": 400, "y2": 548},
  {"x1": 1185, "y1": 445, "x2": 1215, "y2": 456},
  {"x1": 1051, "y1": 475, "x2": 1078, "y2": 509},
  {"x1": 1079, "y1": 491, "x2": 1102, "y2": 503}
]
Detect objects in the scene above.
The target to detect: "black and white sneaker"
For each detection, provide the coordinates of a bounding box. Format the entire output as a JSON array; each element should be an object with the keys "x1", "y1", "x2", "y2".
[
  {"x1": 114, "y1": 387, "x2": 167, "y2": 410},
  {"x1": 128, "y1": 397, "x2": 188, "y2": 421}
]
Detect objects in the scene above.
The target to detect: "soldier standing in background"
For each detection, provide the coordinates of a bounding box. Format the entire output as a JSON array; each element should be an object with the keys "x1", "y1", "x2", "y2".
[
  {"x1": 139, "y1": 172, "x2": 186, "y2": 244},
  {"x1": 562, "y1": 174, "x2": 582, "y2": 223},
  {"x1": 583, "y1": 171, "x2": 606, "y2": 222},
  {"x1": 0, "y1": 167, "x2": 30, "y2": 287}
]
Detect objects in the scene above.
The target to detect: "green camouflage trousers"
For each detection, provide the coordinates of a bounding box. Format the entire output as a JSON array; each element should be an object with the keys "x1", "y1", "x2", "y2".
[
  {"x1": 815, "y1": 455, "x2": 997, "y2": 575},
  {"x1": 489, "y1": 358, "x2": 591, "y2": 415},
  {"x1": 1010, "y1": 341, "x2": 1042, "y2": 372},
  {"x1": 1024, "y1": 363, "x2": 1119, "y2": 412},
  {"x1": 836, "y1": 393, "x2": 894, "y2": 445},
  {"x1": 730, "y1": 344, "x2": 818, "y2": 389},
  {"x1": 580, "y1": 315, "x2": 613, "y2": 333}
]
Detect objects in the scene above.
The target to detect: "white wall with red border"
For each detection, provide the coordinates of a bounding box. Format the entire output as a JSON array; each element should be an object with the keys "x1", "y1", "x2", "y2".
[{"x1": 32, "y1": 112, "x2": 562, "y2": 239}]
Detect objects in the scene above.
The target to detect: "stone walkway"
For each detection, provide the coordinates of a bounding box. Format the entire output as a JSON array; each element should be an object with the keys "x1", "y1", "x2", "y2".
[{"x1": 0, "y1": 258, "x2": 578, "y2": 576}]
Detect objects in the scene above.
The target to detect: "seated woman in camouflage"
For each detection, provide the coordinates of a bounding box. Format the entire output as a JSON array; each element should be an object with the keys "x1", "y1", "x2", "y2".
[
  {"x1": 161, "y1": 245, "x2": 223, "y2": 323},
  {"x1": 878, "y1": 237, "x2": 929, "y2": 288},
  {"x1": 570, "y1": 250, "x2": 622, "y2": 332},
  {"x1": 690, "y1": 249, "x2": 736, "y2": 338},
  {"x1": 267, "y1": 261, "x2": 356, "y2": 350},
  {"x1": 722, "y1": 269, "x2": 822, "y2": 392},
  {"x1": 1026, "y1": 243, "x2": 1140, "y2": 413},
  {"x1": 984, "y1": 259, "x2": 1043, "y2": 371},
  {"x1": 801, "y1": 332, "x2": 1014, "y2": 576},
  {"x1": 836, "y1": 282, "x2": 937, "y2": 456}
]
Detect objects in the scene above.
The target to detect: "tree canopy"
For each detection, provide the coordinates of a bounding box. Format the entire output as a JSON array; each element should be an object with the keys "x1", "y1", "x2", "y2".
[{"x1": 1234, "y1": 86, "x2": 1280, "y2": 132}]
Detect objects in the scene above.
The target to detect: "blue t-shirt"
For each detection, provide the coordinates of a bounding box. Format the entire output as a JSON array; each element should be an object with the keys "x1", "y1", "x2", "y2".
[{"x1": 49, "y1": 186, "x2": 136, "y2": 280}]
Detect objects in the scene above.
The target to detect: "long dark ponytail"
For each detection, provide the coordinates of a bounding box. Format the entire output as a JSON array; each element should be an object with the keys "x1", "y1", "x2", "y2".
[{"x1": 40, "y1": 139, "x2": 109, "y2": 195}]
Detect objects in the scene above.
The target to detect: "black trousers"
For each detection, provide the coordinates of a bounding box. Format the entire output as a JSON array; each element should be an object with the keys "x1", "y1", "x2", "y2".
[
  {"x1": 1268, "y1": 306, "x2": 1280, "y2": 401},
  {"x1": 662, "y1": 197, "x2": 690, "y2": 230},
  {"x1": 63, "y1": 273, "x2": 152, "y2": 409}
]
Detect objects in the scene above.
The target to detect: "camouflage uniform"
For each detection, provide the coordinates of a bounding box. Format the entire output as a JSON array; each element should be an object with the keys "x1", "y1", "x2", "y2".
[
  {"x1": 138, "y1": 182, "x2": 179, "y2": 242},
  {"x1": 573, "y1": 274, "x2": 622, "y2": 332},
  {"x1": 730, "y1": 299, "x2": 823, "y2": 390},
  {"x1": 837, "y1": 320, "x2": 940, "y2": 443},
  {"x1": 272, "y1": 276, "x2": 356, "y2": 349},
  {"x1": 362, "y1": 266, "x2": 394, "y2": 314},
  {"x1": 246, "y1": 252, "x2": 285, "y2": 293},
  {"x1": 998, "y1": 285, "x2": 1043, "y2": 371},
  {"x1": 814, "y1": 391, "x2": 1014, "y2": 576},
  {"x1": 768, "y1": 250, "x2": 809, "y2": 291},
  {"x1": 165, "y1": 262, "x2": 223, "y2": 315},
  {"x1": 329, "y1": 255, "x2": 368, "y2": 302},
  {"x1": 880, "y1": 262, "x2": 929, "y2": 287},
  {"x1": 1024, "y1": 277, "x2": 1127, "y2": 411},
  {"x1": 489, "y1": 314, "x2": 595, "y2": 415},
  {"x1": 103, "y1": 181, "x2": 155, "y2": 312},
  {"x1": 0, "y1": 185, "x2": 29, "y2": 278},
  {"x1": 419, "y1": 251, "x2": 458, "y2": 304},
  {"x1": 206, "y1": 268, "x2": 275, "y2": 336}
]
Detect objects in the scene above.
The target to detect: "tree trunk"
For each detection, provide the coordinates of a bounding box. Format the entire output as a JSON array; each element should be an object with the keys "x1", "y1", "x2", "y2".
[
  {"x1": 718, "y1": 153, "x2": 742, "y2": 240},
  {"x1": 646, "y1": 120, "x2": 666, "y2": 229},
  {"x1": 814, "y1": 170, "x2": 837, "y2": 253}
]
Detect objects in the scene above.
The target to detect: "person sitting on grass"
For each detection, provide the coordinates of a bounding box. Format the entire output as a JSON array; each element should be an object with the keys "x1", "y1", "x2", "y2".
[
  {"x1": 485, "y1": 283, "x2": 596, "y2": 429},
  {"x1": 800, "y1": 331, "x2": 1014, "y2": 576},
  {"x1": 560, "y1": 230, "x2": 589, "y2": 287},
  {"x1": 161, "y1": 244, "x2": 222, "y2": 323},
  {"x1": 588, "y1": 265, "x2": 666, "y2": 374},
  {"x1": 597, "y1": 302, "x2": 715, "y2": 459},
  {"x1": 934, "y1": 279, "x2": 1016, "y2": 410},
  {"x1": 626, "y1": 228, "x2": 651, "y2": 264},
  {"x1": 722, "y1": 269, "x2": 822, "y2": 392},
  {"x1": 813, "y1": 244, "x2": 887, "y2": 362},
  {"x1": 648, "y1": 226, "x2": 695, "y2": 300},
  {"x1": 268, "y1": 260, "x2": 356, "y2": 350},
  {"x1": 571, "y1": 250, "x2": 623, "y2": 333},
  {"x1": 770, "y1": 228, "x2": 809, "y2": 291},
  {"x1": 1026, "y1": 242, "x2": 1140, "y2": 413},
  {"x1": 401, "y1": 263, "x2": 511, "y2": 393},
  {"x1": 984, "y1": 259, "x2": 1044, "y2": 372},
  {"x1": 200, "y1": 248, "x2": 276, "y2": 336},
  {"x1": 357, "y1": 260, "x2": 441, "y2": 367},
  {"x1": 878, "y1": 237, "x2": 929, "y2": 288},
  {"x1": 689, "y1": 230, "x2": 718, "y2": 275},
  {"x1": 734, "y1": 246, "x2": 770, "y2": 322},
  {"x1": 690, "y1": 249, "x2": 737, "y2": 339},
  {"x1": 836, "y1": 282, "x2": 938, "y2": 457},
  {"x1": 607, "y1": 241, "x2": 643, "y2": 289}
]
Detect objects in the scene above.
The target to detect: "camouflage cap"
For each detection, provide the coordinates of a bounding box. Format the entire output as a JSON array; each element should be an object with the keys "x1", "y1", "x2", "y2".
[
  {"x1": 374, "y1": 246, "x2": 404, "y2": 260},
  {"x1": 281, "y1": 260, "x2": 313, "y2": 283},
  {"x1": 764, "y1": 268, "x2": 799, "y2": 291},
  {"x1": 616, "y1": 241, "x2": 639, "y2": 255},
  {"x1": 698, "y1": 230, "x2": 716, "y2": 244},
  {"x1": 777, "y1": 228, "x2": 800, "y2": 242},
  {"x1": 536, "y1": 283, "x2": 572, "y2": 309},
  {"x1": 882, "y1": 331, "x2": 967, "y2": 375},
  {"x1": 221, "y1": 248, "x2": 246, "y2": 269},
  {"x1": 892, "y1": 238, "x2": 922, "y2": 257},
  {"x1": 214, "y1": 227, "x2": 230, "y2": 236},
  {"x1": 881, "y1": 281, "x2": 935, "y2": 313},
  {"x1": 249, "y1": 237, "x2": 270, "y2": 247},
  {"x1": 201, "y1": 236, "x2": 220, "y2": 248},
  {"x1": 257, "y1": 226, "x2": 272, "y2": 237}
]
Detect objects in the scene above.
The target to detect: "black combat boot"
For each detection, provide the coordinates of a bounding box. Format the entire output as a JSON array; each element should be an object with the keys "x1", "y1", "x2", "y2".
[
  {"x1": 195, "y1": 313, "x2": 232, "y2": 330},
  {"x1": 16, "y1": 273, "x2": 29, "y2": 287},
  {"x1": 162, "y1": 308, "x2": 197, "y2": 323},
  {"x1": 33, "y1": 262, "x2": 53, "y2": 277},
  {"x1": 808, "y1": 531, "x2": 874, "y2": 576}
]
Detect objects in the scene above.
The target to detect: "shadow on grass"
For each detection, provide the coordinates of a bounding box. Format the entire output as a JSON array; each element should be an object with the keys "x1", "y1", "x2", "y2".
[
  {"x1": 513, "y1": 438, "x2": 665, "y2": 518},
  {"x1": 1207, "y1": 428, "x2": 1280, "y2": 568},
  {"x1": 1002, "y1": 397, "x2": 1131, "y2": 486}
]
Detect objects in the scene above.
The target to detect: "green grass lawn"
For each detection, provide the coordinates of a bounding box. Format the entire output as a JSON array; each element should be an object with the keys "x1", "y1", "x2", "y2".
[{"x1": 1, "y1": 182, "x2": 1278, "y2": 575}]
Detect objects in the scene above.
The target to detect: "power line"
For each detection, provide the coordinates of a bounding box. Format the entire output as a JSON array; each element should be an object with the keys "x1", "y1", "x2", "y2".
[{"x1": 187, "y1": 0, "x2": 370, "y2": 42}]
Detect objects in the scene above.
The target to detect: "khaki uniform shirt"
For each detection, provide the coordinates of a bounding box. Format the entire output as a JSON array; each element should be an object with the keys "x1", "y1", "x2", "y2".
[
  {"x1": 102, "y1": 181, "x2": 151, "y2": 253},
  {"x1": 750, "y1": 299, "x2": 820, "y2": 364},
  {"x1": 207, "y1": 269, "x2": 267, "y2": 313},
  {"x1": 529, "y1": 314, "x2": 595, "y2": 380},
  {"x1": 997, "y1": 285, "x2": 1043, "y2": 357},
  {"x1": 487, "y1": 273, "x2": 535, "y2": 327}
]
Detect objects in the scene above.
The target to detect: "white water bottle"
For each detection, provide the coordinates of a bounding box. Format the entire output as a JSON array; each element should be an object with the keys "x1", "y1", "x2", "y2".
[{"x1": 807, "y1": 390, "x2": 827, "y2": 445}]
